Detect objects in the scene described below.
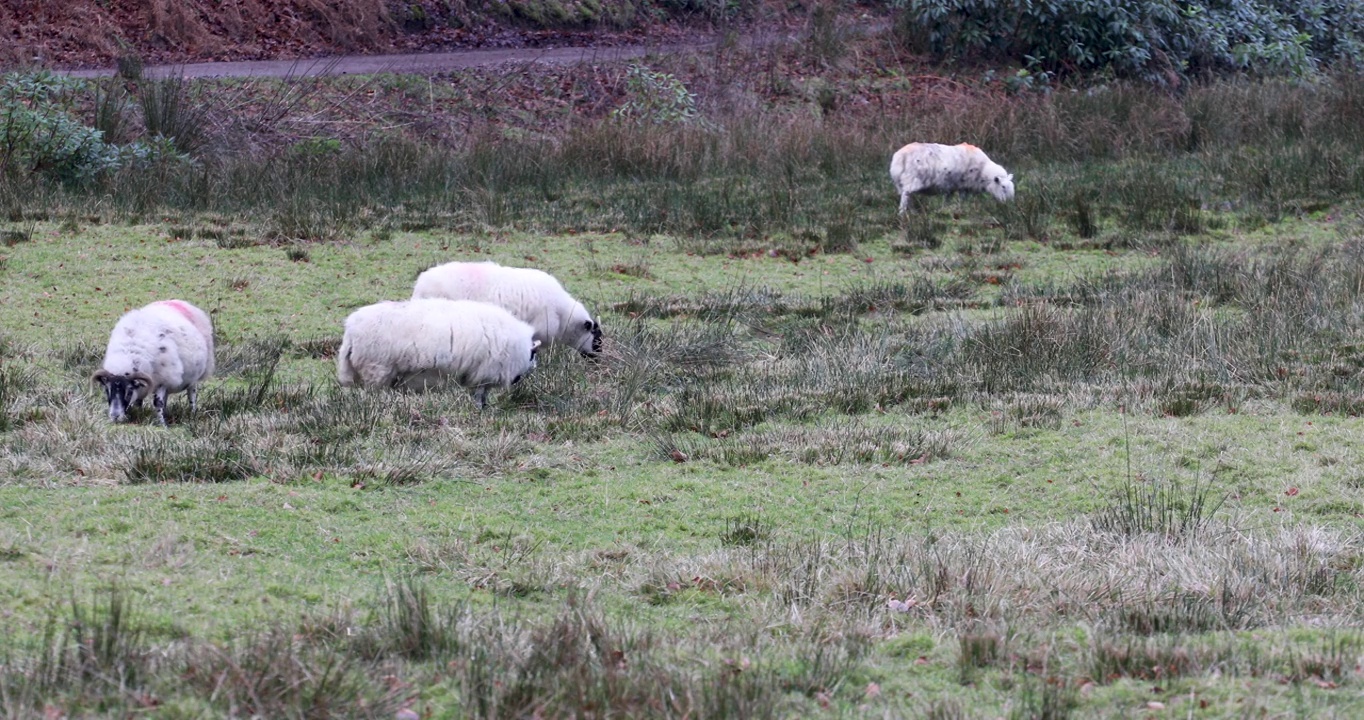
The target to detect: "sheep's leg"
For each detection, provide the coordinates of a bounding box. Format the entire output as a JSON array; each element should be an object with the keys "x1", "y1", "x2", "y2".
[
  {"x1": 187, "y1": 385, "x2": 197, "y2": 414},
  {"x1": 472, "y1": 386, "x2": 489, "y2": 410},
  {"x1": 898, "y1": 183, "x2": 926, "y2": 215},
  {"x1": 153, "y1": 387, "x2": 169, "y2": 426}
]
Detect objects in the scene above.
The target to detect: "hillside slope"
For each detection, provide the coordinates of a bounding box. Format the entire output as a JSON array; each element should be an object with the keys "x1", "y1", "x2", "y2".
[{"x1": 2, "y1": 0, "x2": 716, "y2": 69}]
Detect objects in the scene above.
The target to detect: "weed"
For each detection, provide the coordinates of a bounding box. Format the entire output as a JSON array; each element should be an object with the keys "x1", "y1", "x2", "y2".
[
  {"x1": 1065, "y1": 189, "x2": 1100, "y2": 239},
  {"x1": 897, "y1": 212, "x2": 942, "y2": 251},
  {"x1": 2, "y1": 221, "x2": 35, "y2": 247},
  {"x1": 722, "y1": 514, "x2": 771, "y2": 547},
  {"x1": 1086, "y1": 633, "x2": 1200, "y2": 684},
  {"x1": 123, "y1": 440, "x2": 258, "y2": 483},
  {"x1": 0, "y1": 586, "x2": 153, "y2": 713},
  {"x1": 184, "y1": 624, "x2": 400, "y2": 718},
  {"x1": 366, "y1": 578, "x2": 459, "y2": 661},
  {"x1": 1091, "y1": 476, "x2": 1225, "y2": 542},
  {"x1": 1008, "y1": 674, "x2": 1078, "y2": 720},
  {"x1": 350, "y1": 447, "x2": 446, "y2": 487},
  {"x1": 217, "y1": 231, "x2": 258, "y2": 249},
  {"x1": 140, "y1": 76, "x2": 212, "y2": 156},
  {"x1": 957, "y1": 628, "x2": 1002, "y2": 684},
  {"x1": 293, "y1": 335, "x2": 341, "y2": 360},
  {"x1": 91, "y1": 77, "x2": 133, "y2": 145},
  {"x1": 0, "y1": 354, "x2": 36, "y2": 433}
]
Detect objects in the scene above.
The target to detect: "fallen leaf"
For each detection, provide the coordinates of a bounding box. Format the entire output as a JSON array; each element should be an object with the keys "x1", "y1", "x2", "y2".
[{"x1": 1285, "y1": 487, "x2": 1299, "y2": 497}]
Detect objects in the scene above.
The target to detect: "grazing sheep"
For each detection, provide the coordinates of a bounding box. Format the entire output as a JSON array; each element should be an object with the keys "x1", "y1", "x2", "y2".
[
  {"x1": 411, "y1": 261, "x2": 602, "y2": 358},
  {"x1": 93, "y1": 299, "x2": 215, "y2": 425},
  {"x1": 336, "y1": 298, "x2": 540, "y2": 408},
  {"x1": 890, "y1": 142, "x2": 1015, "y2": 214}
]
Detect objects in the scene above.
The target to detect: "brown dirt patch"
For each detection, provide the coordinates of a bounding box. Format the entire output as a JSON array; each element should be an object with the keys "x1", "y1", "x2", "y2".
[{"x1": 1, "y1": 0, "x2": 708, "y2": 70}]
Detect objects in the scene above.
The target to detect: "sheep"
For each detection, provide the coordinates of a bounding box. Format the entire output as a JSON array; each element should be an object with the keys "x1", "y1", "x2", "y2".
[
  {"x1": 889, "y1": 142, "x2": 1015, "y2": 214},
  {"x1": 93, "y1": 299, "x2": 215, "y2": 425},
  {"x1": 336, "y1": 298, "x2": 541, "y2": 408},
  {"x1": 411, "y1": 261, "x2": 602, "y2": 358}
]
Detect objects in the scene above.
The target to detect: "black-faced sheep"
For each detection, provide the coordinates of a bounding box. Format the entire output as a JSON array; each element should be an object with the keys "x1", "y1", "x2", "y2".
[
  {"x1": 890, "y1": 142, "x2": 1015, "y2": 214},
  {"x1": 411, "y1": 261, "x2": 602, "y2": 358},
  {"x1": 93, "y1": 299, "x2": 215, "y2": 425},
  {"x1": 336, "y1": 298, "x2": 540, "y2": 408}
]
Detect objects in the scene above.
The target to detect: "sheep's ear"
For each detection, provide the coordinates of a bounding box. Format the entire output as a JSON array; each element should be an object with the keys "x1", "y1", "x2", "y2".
[{"x1": 583, "y1": 319, "x2": 595, "y2": 331}]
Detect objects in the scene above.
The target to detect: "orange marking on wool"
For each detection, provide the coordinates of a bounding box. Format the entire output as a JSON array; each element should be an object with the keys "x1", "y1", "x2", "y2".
[{"x1": 956, "y1": 143, "x2": 980, "y2": 152}]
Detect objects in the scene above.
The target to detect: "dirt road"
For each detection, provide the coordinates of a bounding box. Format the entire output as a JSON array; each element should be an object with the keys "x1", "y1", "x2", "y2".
[{"x1": 58, "y1": 26, "x2": 817, "y2": 79}]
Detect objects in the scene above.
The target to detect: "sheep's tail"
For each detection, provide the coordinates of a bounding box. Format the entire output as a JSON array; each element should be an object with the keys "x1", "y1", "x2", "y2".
[{"x1": 336, "y1": 333, "x2": 357, "y2": 386}]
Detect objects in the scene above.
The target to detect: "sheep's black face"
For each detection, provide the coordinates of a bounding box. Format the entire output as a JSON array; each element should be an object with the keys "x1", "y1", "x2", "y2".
[
  {"x1": 580, "y1": 320, "x2": 604, "y2": 359},
  {"x1": 93, "y1": 371, "x2": 150, "y2": 423}
]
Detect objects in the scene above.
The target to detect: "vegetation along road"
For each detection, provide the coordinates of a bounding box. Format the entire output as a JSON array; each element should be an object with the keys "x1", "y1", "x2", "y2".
[{"x1": 3, "y1": 2, "x2": 1364, "y2": 717}]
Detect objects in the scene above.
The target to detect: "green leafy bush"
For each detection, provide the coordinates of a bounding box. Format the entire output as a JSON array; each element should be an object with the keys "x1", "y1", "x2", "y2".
[
  {"x1": 0, "y1": 72, "x2": 184, "y2": 183},
  {"x1": 611, "y1": 64, "x2": 705, "y2": 126},
  {"x1": 896, "y1": 0, "x2": 1364, "y2": 81}
]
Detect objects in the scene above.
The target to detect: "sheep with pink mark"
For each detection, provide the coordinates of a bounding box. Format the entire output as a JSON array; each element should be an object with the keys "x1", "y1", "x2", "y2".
[
  {"x1": 890, "y1": 142, "x2": 1015, "y2": 214},
  {"x1": 93, "y1": 299, "x2": 215, "y2": 425}
]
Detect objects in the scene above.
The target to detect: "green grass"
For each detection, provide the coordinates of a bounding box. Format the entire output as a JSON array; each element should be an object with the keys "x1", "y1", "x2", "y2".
[
  {"x1": 4, "y1": 39, "x2": 1364, "y2": 715},
  {"x1": 4, "y1": 207, "x2": 1364, "y2": 715}
]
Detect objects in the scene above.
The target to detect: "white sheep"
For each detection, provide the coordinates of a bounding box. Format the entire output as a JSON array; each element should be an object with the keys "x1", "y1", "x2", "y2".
[
  {"x1": 411, "y1": 261, "x2": 602, "y2": 358},
  {"x1": 336, "y1": 298, "x2": 540, "y2": 408},
  {"x1": 890, "y1": 142, "x2": 1015, "y2": 214},
  {"x1": 93, "y1": 299, "x2": 215, "y2": 425}
]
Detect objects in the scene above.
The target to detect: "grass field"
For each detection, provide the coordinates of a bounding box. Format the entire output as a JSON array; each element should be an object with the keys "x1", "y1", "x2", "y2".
[{"x1": 3, "y1": 35, "x2": 1364, "y2": 719}]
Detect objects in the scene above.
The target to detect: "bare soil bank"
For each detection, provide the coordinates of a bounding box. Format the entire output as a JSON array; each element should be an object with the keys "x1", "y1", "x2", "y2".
[{"x1": 2, "y1": 0, "x2": 745, "y2": 70}]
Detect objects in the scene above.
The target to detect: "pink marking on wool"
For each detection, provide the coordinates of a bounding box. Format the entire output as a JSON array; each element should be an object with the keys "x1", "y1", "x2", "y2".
[
  {"x1": 155, "y1": 300, "x2": 199, "y2": 325},
  {"x1": 956, "y1": 143, "x2": 980, "y2": 152},
  {"x1": 153, "y1": 300, "x2": 212, "y2": 341}
]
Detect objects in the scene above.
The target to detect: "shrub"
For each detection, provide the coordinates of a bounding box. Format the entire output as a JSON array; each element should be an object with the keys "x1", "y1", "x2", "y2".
[
  {"x1": 0, "y1": 72, "x2": 184, "y2": 183},
  {"x1": 611, "y1": 64, "x2": 705, "y2": 126},
  {"x1": 896, "y1": 0, "x2": 1364, "y2": 81}
]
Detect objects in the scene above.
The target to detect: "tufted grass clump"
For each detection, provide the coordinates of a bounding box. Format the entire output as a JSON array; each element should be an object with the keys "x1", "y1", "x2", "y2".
[
  {"x1": 123, "y1": 440, "x2": 258, "y2": 484},
  {"x1": 1090, "y1": 476, "x2": 1225, "y2": 542}
]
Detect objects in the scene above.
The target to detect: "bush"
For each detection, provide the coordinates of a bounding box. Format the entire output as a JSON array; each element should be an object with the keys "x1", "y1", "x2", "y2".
[
  {"x1": 611, "y1": 64, "x2": 705, "y2": 126},
  {"x1": 0, "y1": 72, "x2": 186, "y2": 183},
  {"x1": 896, "y1": 0, "x2": 1364, "y2": 81}
]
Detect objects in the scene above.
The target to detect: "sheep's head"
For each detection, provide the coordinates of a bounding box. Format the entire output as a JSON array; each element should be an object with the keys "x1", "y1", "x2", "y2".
[
  {"x1": 986, "y1": 165, "x2": 1015, "y2": 202},
  {"x1": 513, "y1": 340, "x2": 543, "y2": 386},
  {"x1": 93, "y1": 370, "x2": 153, "y2": 423},
  {"x1": 588, "y1": 320, "x2": 604, "y2": 358},
  {"x1": 566, "y1": 304, "x2": 603, "y2": 359}
]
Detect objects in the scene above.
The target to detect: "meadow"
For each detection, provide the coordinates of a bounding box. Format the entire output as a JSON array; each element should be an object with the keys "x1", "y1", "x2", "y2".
[{"x1": 2, "y1": 29, "x2": 1364, "y2": 718}]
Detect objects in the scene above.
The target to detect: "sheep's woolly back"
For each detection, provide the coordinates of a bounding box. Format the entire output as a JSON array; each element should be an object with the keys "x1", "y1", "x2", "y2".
[
  {"x1": 412, "y1": 261, "x2": 599, "y2": 355},
  {"x1": 337, "y1": 299, "x2": 538, "y2": 394},
  {"x1": 890, "y1": 142, "x2": 1015, "y2": 211},
  {"x1": 102, "y1": 300, "x2": 215, "y2": 391},
  {"x1": 150, "y1": 300, "x2": 215, "y2": 377}
]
